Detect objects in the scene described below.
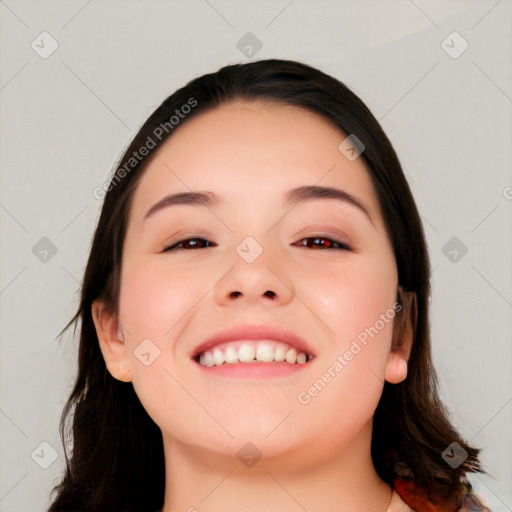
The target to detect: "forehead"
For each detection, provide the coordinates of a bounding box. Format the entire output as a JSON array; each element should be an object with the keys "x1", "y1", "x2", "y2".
[{"x1": 128, "y1": 100, "x2": 381, "y2": 224}]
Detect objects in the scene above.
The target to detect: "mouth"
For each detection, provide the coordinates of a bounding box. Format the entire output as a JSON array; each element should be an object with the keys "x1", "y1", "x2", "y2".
[
  {"x1": 194, "y1": 340, "x2": 314, "y2": 366},
  {"x1": 190, "y1": 325, "x2": 316, "y2": 378}
]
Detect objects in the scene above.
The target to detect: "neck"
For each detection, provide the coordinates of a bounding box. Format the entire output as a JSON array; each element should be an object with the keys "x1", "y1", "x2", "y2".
[{"x1": 160, "y1": 423, "x2": 393, "y2": 512}]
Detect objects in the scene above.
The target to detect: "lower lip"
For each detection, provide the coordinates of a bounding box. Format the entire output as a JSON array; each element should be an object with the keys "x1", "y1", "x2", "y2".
[{"x1": 194, "y1": 361, "x2": 311, "y2": 378}]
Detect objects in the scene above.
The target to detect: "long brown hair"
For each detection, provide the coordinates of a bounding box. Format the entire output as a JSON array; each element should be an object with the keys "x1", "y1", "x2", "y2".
[{"x1": 48, "y1": 59, "x2": 484, "y2": 511}]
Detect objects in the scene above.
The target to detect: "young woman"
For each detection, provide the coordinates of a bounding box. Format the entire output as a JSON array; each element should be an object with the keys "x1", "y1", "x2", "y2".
[{"x1": 48, "y1": 59, "x2": 492, "y2": 511}]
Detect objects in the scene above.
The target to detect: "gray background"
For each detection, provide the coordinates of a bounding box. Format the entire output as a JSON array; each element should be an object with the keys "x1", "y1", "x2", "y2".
[{"x1": 0, "y1": 1, "x2": 511, "y2": 511}]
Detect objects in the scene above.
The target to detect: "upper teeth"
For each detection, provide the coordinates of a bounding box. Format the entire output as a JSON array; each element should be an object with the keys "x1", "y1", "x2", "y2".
[{"x1": 197, "y1": 341, "x2": 312, "y2": 366}]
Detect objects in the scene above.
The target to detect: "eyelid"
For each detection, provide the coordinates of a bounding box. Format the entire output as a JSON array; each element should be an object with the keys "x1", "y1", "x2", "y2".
[
  {"x1": 299, "y1": 230, "x2": 349, "y2": 242},
  {"x1": 294, "y1": 235, "x2": 352, "y2": 251},
  {"x1": 296, "y1": 226, "x2": 354, "y2": 248},
  {"x1": 160, "y1": 234, "x2": 213, "y2": 252}
]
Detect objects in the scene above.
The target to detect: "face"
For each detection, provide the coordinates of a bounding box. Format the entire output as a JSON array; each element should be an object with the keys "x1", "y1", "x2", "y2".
[{"x1": 94, "y1": 100, "x2": 410, "y2": 469}]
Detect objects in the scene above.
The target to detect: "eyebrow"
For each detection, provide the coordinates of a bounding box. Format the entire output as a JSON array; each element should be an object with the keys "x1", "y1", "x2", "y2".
[{"x1": 143, "y1": 185, "x2": 374, "y2": 224}]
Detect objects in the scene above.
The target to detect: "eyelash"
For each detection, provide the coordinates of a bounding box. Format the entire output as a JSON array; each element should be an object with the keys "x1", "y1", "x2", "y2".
[{"x1": 162, "y1": 236, "x2": 351, "y2": 252}]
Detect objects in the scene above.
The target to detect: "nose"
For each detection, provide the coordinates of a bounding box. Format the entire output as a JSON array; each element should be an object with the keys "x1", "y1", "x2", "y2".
[{"x1": 213, "y1": 239, "x2": 295, "y2": 307}]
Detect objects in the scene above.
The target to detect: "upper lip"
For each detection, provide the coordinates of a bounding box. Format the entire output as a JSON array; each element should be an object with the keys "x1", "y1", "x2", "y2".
[{"x1": 190, "y1": 324, "x2": 316, "y2": 359}]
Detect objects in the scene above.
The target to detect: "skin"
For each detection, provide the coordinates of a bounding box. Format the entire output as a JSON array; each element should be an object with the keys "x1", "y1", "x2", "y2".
[{"x1": 92, "y1": 100, "x2": 414, "y2": 512}]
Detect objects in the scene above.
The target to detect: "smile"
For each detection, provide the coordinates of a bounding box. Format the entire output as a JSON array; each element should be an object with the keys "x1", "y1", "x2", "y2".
[{"x1": 196, "y1": 340, "x2": 314, "y2": 366}]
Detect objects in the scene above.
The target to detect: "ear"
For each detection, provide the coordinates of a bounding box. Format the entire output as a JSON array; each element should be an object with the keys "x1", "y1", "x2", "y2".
[
  {"x1": 91, "y1": 299, "x2": 133, "y2": 382},
  {"x1": 384, "y1": 288, "x2": 417, "y2": 384}
]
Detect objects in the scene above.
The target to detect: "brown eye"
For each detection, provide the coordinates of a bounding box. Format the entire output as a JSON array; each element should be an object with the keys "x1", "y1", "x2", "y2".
[{"x1": 163, "y1": 238, "x2": 216, "y2": 252}]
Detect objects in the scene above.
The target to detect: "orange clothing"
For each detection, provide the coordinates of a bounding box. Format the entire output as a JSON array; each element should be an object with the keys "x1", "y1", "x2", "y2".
[{"x1": 393, "y1": 476, "x2": 492, "y2": 511}]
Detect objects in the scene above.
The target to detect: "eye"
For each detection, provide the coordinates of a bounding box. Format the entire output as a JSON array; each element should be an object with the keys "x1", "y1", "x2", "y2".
[
  {"x1": 162, "y1": 236, "x2": 351, "y2": 252},
  {"x1": 293, "y1": 236, "x2": 351, "y2": 251},
  {"x1": 162, "y1": 237, "x2": 216, "y2": 252}
]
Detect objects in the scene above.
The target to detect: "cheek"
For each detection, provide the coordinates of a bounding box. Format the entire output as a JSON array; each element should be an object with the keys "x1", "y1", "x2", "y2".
[
  {"x1": 117, "y1": 260, "x2": 196, "y2": 399},
  {"x1": 298, "y1": 251, "x2": 398, "y2": 418},
  {"x1": 304, "y1": 252, "x2": 397, "y2": 341},
  {"x1": 117, "y1": 259, "x2": 209, "y2": 432},
  {"x1": 296, "y1": 260, "x2": 397, "y2": 439},
  {"x1": 119, "y1": 258, "x2": 205, "y2": 343}
]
